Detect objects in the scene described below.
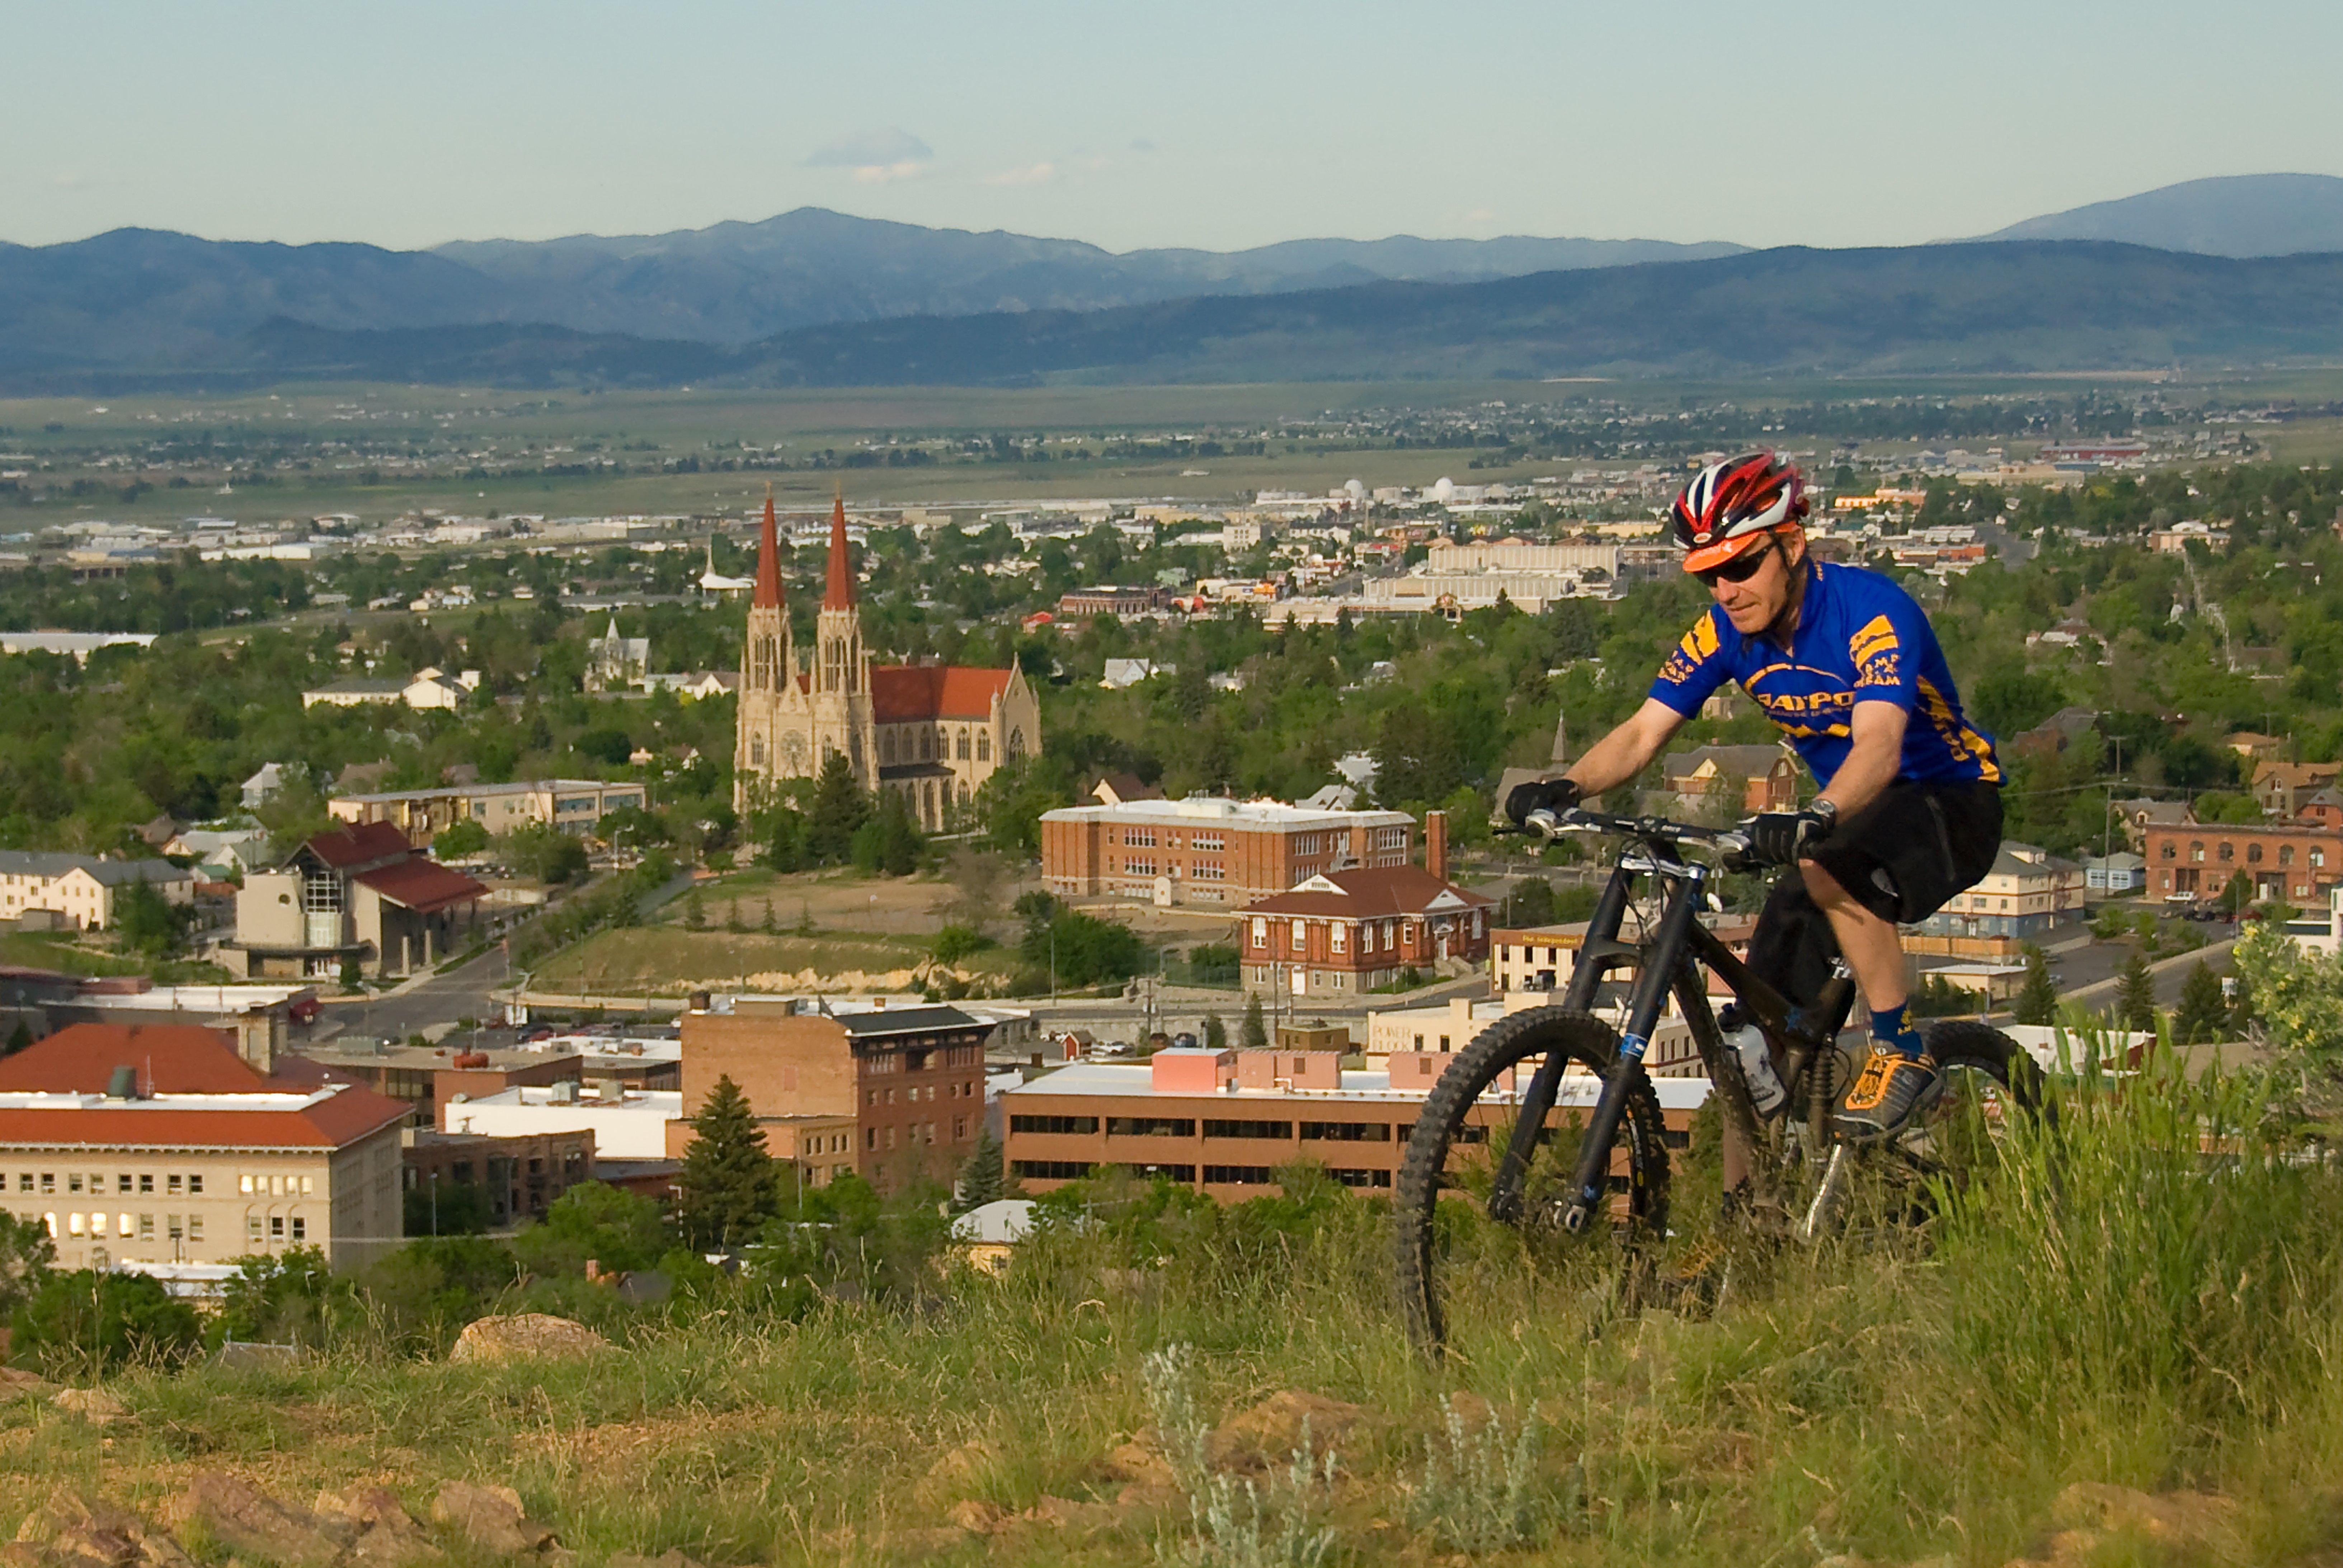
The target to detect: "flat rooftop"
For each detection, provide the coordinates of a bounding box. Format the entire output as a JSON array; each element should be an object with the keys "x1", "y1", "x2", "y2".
[
  {"x1": 1040, "y1": 795, "x2": 1412, "y2": 829},
  {"x1": 1002, "y1": 1060, "x2": 1712, "y2": 1111}
]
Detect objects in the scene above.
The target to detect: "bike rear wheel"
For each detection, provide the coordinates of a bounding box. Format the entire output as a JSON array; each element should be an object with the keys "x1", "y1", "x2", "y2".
[{"x1": 1394, "y1": 1008, "x2": 1672, "y2": 1357}]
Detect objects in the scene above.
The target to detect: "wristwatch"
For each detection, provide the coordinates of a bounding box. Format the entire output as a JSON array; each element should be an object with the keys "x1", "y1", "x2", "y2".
[{"x1": 1812, "y1": 799, "x2": 1839, "y2": 832}]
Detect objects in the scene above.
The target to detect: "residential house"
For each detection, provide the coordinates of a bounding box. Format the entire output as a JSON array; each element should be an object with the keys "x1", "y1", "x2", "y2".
[
  {"x1": 241, "y1": 764, "x2": 293, "y2": 810},
  {"x1": 1659, "y1": 745, "x2": 1801, "y2": 817},
  {"x1": 2111, "y1": 797, "x2": 2192, "y2": 852},
  {"x1": 2009, "y1": 707, "x2": 2100, "y2": 760},
  {"x1": 164, "y1": 828, "x2": 272, "y2": 879},
  {"x1": 229, "y1": 821, "x2": 485, "y2": 979},
  {"x1": 1915, "y1": 843, "x2": 2087, "y2": 938},
  {"x1": 2084, "y1": 851, "x2": 2148, "y2": 894},
  {"x1": 0, "y1": 1022, "x2": 407, "y2": 1271},
  {"x1": 1090, "y1": 773, "x2": 1163, "y2": 806},
  {"x1": 0, "y1": 853, "x2": 194, "y2": 932},
  {"x1": 2254, "y1": 762, "x2": 2340, "y2": 819}
]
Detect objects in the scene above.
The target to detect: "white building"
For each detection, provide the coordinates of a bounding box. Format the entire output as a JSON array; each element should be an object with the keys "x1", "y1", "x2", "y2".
[{"x1": 441, "y1": 1085, "x2": 682, "y2": 1159}]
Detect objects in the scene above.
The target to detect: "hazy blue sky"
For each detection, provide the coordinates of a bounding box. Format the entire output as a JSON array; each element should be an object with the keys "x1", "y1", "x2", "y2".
[{"x1": 8, "y1": 0, "x2": 2340, "y2": 254}]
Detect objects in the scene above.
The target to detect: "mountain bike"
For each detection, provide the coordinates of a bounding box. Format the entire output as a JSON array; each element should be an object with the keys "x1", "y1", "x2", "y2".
[{"x1": 1394, "y1": 805, "x2": 2041, "y2": 1356}]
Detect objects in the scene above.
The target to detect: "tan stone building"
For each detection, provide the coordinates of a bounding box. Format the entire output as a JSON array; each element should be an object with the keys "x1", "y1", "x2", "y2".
[
  {"x1": 231, "y1": 821, "x2": 486, "y2": 980},
  {"x1": 0, "y1": 1022, "x2": 408, "y2": 1271},
  {"x1": 732, "y1": 496, "x2": 1040, "y2": 830}
]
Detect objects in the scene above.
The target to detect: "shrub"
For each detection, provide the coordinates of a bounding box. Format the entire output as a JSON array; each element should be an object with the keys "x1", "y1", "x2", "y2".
[{"x1": 13, "y1": 1269, "x2": 201, "y2": 1377}]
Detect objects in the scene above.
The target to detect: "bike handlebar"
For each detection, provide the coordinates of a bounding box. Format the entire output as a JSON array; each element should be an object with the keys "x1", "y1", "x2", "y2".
[{"x1": 1516, "y1": 806, "x2": 1755, "y2": 865}]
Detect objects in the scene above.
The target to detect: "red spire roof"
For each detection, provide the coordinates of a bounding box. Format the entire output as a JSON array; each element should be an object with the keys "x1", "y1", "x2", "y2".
[
  {"x1": 822, "y1": 494, "x2": 856, "y2": 611},
  {"x1": 753, "y1": 495, "x2": 783, "y2": 609}
]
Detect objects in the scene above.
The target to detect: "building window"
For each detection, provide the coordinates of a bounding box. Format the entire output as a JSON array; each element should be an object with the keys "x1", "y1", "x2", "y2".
[
  {"x1": 1292, "y1": 921, "x2": 1306, "y2": 951},
  {"x1": 270, "y1": 1216, "x2": 285, "y2": 1239},
  {"x1": 977, "y1": 731, "x2": 991, "y2": 761},
  {"x1": 166, "y1": 1174, "x2": 182, "y2": 1195},
  {"x1": 2160, "y1": 842, "x2": 2175, "y2": 860},
  {"x1": 2218, "y1": 842, "x2": 2235, "y2": 863},
  {"x1": 1251, "y1": 917, "x2": 1267, "y2": 948},
  {"x1": 1331, "y1": 924, "x2": 1347, "y2": 953},
  {"x1": 2248, "y1": 844, "x2": 2264, "y2": 864},
  {"x1": 138, "y1": 1214, "x2": 154, "y2": 1239},
  {"x1": 188, "y1": 1216, "x2": 203, "y2": 1240},
  {"x1": 2191, "y1": 842, "x2": 2204, "y2": 863},
  {"x1": 1010, "y1": 1115, "x2": 1101, "y2": 1135},
  {"x1": 2282, "y1": 846, "x2": 2296, "y2": 867},
  {"x1": 139, "y1": 1173, "x2": 153, "y2": 1194},
  {"x1": 291, "y1": 1217, "x2": 306, "y2": 1241}
]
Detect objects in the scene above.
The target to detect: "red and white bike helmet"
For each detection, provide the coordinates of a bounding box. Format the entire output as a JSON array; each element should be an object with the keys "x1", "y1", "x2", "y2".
[{"x1": 1673, "y1": 451, "x2": 1807, "y2": 574}]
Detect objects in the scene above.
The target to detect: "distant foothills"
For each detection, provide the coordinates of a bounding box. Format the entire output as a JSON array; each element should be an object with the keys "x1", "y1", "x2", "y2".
[{"x1": 7, "y1": 173, "x2": 2343, "y2": 390}]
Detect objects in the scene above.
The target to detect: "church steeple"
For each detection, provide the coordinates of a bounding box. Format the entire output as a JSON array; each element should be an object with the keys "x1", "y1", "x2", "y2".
[
  {"x1": 753, "y1": 492, "x2": 783, "y2": 609},
  {"x1": 822, "y1": 492, "x2": 855, "y2": 611}
]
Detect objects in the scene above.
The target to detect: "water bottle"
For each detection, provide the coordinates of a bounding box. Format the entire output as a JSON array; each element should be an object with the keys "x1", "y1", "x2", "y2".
[{"x1": 1726, "y1": 1022, "x2": 1789, "y2": 1118}]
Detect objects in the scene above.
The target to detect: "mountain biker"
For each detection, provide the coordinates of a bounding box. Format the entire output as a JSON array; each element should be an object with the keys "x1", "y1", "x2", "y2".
[{"x1": 1503, "y1": 452, "x2": 2003, "y2": 1140}]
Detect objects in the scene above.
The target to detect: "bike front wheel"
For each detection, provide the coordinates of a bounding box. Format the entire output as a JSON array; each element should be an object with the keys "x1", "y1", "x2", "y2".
[{"x1": 1394, "y1": 1008, "x2": 1673, "y2": 1358}]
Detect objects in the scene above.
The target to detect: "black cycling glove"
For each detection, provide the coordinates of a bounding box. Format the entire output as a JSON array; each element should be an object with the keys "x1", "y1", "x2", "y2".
[
  {"x1": 1502, "y1": 775, "x2": 1583, "y2": 827},
  {"x1": 1747, "y1": 805, "x2": 1834, "y2": 866}
]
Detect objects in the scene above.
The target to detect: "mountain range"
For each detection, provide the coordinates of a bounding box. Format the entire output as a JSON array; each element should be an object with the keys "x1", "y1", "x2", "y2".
[{"x1": 6, "y1": 174, "x2": 2343, "y2": 389}]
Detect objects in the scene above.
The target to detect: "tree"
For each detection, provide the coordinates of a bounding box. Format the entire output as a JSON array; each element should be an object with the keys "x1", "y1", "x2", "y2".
[
  {"x1": 804, "y1": 752, "x2": 871, "y2": 866},
  {"x1": 0, "y1": 1212, "x2": 55, "y2": 1326},
  {"x1": 12, "y1": 1269, "x2": 201, "y2": 1377},
  {"x1": 403, "y1": 1178, "x2": 493, "y2": 1236},
  {"x1": 761, "y1": 899, "x2": 777, "y2": 934},
  {"x1": 683, "y1": 891, "x2": 706, "y2": 930},
  {"x1": 851, "y1": 789, "x2": 923, "y2": 877},
  {"x1": 338, "y1": 954, "x2": 363, "y2": 994},
  {"x1": 1202, "y1": 1013, "x2": 1228, "y2": 1050},
  {"x1": 2219, "y1": 870, "x2": 2257, "y2": 917},
  {"x1": 511, "y1": 1181, "x2": 670, "y2": 1277},
  {"x1": 114, "y1": 878, "x2": 187, "y2": 957},
  {"x1": 2173, "y1": 961, "x2": 2230, "y2": 1045},
  {"x1": 956, "y1": 1128, "x2": 1006, "y2": 1211},
  {"x1": 2013, "y1": 943, "x2": 2060, "y2": 1027},
  {"x1": 725, "y1": 899, "x2": 745, "y2": 934},
  {"x1": 2116, "y1": 948, "x2": 2159, "y2": 1034},
  {"x1": 216, "y1": 1246, "x2": 351, "y2": 1345},
  {"x1": 1242, "y1": 993, "x2": 1267, "y2": 1049},
  {"x1": 3, "y1": 1018, "x2": 33, "y2": 1057},
  {"x1": 677, "y1": 1075, "x2": 779, "y2": 1248},
  {"x1": 500, "y1": 824, "x2": 589, "y2": 885},
  {"x1": 433, "y1": 818, "x2": 490, "y2": 861}
]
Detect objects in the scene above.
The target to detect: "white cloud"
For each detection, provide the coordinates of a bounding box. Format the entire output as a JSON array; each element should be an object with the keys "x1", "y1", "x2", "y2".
[
  {"x1": 852, "y1": 161, "x2": 930, "y2": 185},
  {"x1": 805, "y1": 128, "x2": 933, "y2": 182},
  {"x1": 984, "y1": 161, "x2": 1059, "y2": 187}
]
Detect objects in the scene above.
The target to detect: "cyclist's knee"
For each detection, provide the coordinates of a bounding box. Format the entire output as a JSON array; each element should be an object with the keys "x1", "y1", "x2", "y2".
[{"x1": 1798, "y1": 857, "x2": 1859, "y2": 912}]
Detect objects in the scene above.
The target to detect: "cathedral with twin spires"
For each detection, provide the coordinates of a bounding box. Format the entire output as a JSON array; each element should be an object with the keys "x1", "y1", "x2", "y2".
[{"x1": 732, "y1": 494, "x2": 1040, "y2": 829}]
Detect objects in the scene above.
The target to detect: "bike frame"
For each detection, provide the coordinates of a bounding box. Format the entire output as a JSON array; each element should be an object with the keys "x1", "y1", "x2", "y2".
[{"x1": 1485, "y1": 818, "x2": 1855, "y2": 1234}]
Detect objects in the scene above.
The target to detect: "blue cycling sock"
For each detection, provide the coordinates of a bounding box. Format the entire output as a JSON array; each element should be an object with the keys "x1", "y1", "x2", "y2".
[{"x1": 1870, "y1": 1003, "x2": 1925, "y2": 1061}]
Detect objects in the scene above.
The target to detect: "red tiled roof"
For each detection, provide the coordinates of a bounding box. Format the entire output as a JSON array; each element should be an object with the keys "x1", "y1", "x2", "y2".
[
  {"x1": 305, "y1": 820, "x2": 412, "y2": 869},
  {"x1": 754, "y1": 495, "x2": 783, "y2": 609},
  {"x1": 870, "y1": 665, "x2": 1012, "y2": 722},
  {"x1": 0, "y1": 1023, "x2": 269, "y2": 1094},
  {"x1": 823, "y1": 494, "x2": 856, "y2": 611},
  {"x1": 0, "y1": 1095, "x2": 409, "y2": 1151},
  {"x1": 1239, "y1": 865, "x2": 1495, "y2": 920},
  {"x1": 352, "y1": 857, "x2": 487, "y2": 913},
  {"x1": 0, "y1": 1023, "x2": 410, "y2": 1149}
]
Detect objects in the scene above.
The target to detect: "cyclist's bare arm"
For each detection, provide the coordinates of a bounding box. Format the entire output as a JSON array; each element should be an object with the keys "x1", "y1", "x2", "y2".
[
  {"x1": 1815, "y1": 700, "x2": 1908, "y2": 822},
  {"x1": 1560, "y1": 698, "x2": 1689, "y2": 799}
]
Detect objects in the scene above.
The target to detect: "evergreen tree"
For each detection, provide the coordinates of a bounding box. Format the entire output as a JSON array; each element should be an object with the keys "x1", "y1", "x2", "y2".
[
  {"x1": 725, "y1": 900, "x2": 744, "y2": 933},
  {"x1": 956, "y1": 1127, "x2": 1005, "y2": 1211},
  {"x1": 805, "y1": 751, "x2": 872, "y2": 865},
  {"x1": 1242, "y1": 993, "x2": 1267, "y2": 1049},
  {"x1": 2116, "y1": 949, "x2": 2159, "y2": 1034},
  {"x1": 761, "y1": 899, "x2": 778, "y2": 934},
  {"x1": 2173, "y1": 960, "x2": 2229, "y2": 1044},
  {"x1": 1202, "y1": 1013, "x2": 1227, "y2": 1050},
  {"x1": 2013, "y1": 943, "x2": 2060, "y2": 1027},
  {"x1": 3, "y1": 1018, "x2": 34, "y2": 1057},
  {"x1": 676, "y1": 1075, "x2": 779, "y2": 1248},
  {"x1": 683, "y1": 891, "x2": 706, "y2": 929}
]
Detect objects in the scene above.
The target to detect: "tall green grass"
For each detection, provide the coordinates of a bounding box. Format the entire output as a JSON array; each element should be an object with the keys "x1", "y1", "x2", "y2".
[{"x1": 17, "y1": 1051, "x2": 2343, "y2": 1566}]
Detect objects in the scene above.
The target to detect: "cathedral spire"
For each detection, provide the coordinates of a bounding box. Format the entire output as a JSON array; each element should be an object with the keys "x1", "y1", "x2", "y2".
[
  {"x1": 822, "y1": 491, "x2": 856, "y2": 611},
  {"x1": 753, "y1": 490, "x2": 782, "y2": 609}
]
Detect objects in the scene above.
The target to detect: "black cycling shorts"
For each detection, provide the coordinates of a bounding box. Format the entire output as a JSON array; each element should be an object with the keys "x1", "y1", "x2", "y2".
[{"x1": 1743, "y1": 778, "x2": 2003, "y2": 1009}]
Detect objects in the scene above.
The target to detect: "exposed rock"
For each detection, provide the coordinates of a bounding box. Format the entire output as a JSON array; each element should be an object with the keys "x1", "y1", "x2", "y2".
[
  {"x1": 0, "y1": 1367, "x2": 58, "y2": 1398},
  {"x1": 914, "y1": 1439, "x2": 998, "y2": 1505},
  {"x1": 428, "y1": 1483, "x2": 560, "y2": 1560},
  {"x1": 447, "y1": 1314, "x2": 612, "y2": 1364},
  {"x1": 314, "y1": 1489, "x2": 440, "y2": 1567},
  {"x1": 9, "y1": 1486, "x2": 149, "y2": 1568},
  {"x1": 1018, "y1": 1496, "x2": 1119, "y2": 1533},
  {"x1": 50, "y1": 1389, "x2": 130, "y2": 1427},
  {"x1": 170, "y1": 1474, "x2": 344, "y2": 1568},
  {"x1": 1096, "y1": 1441, "x2": 1177, "y2": 1489},
  {"x1": 2049, "y1": 1482, "x2": 2234, "y2": 1544},
  {"x1": 605, "y1": 1552, "x2": 706, "y2": 1568},
  {"x1": 941, "y1": 1500, "x2": 1008, "y2": 1535},
  {"x1": 1208, "y1": 1389, "x2": 1366, "y2": 1472}
]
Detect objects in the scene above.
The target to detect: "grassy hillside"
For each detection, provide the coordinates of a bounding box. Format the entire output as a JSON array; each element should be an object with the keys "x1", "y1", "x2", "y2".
[{"x1": 14, "y1": 1054, "x2": 2343, "y2": 1566}]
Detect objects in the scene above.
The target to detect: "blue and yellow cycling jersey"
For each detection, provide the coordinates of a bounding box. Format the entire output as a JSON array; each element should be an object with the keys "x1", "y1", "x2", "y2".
[{"x1": 1648, "y1": 560, "x2": 2000, "y2": 786}]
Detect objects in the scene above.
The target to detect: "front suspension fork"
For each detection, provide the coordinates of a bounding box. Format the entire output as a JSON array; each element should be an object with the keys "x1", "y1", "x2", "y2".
[{"x1": 1560, "y1": 881, "x2": 1702, "y2": 1234}]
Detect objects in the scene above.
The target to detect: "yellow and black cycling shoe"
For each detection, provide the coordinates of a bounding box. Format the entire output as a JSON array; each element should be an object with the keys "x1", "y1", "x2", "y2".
[{"x1": 1832, "y1": 1048, "x2": 1939, "y2": 1143}]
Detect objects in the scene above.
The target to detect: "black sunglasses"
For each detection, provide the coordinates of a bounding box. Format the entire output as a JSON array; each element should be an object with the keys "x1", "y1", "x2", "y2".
[{"x1": 1695, "y1": 538, "x2": 1776, "y2": 588}]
